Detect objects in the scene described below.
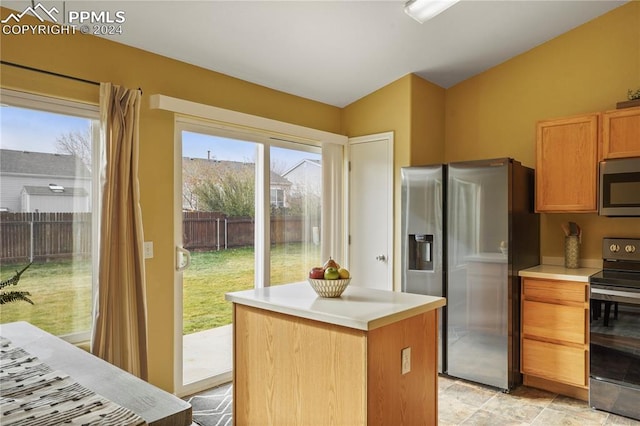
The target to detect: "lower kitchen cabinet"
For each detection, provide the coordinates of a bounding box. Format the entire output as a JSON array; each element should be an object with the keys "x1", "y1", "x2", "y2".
[
  {"x1": 522, "y1": 338, "x2": 587, "y2": 387},
  {"x1": 521, "y1": 278, "x2": 589, "y2": 401}
]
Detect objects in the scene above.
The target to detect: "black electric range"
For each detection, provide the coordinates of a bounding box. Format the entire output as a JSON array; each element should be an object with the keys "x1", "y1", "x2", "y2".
[{"x1": 589, "y1": 237, "x2": 640, "y2": 422}]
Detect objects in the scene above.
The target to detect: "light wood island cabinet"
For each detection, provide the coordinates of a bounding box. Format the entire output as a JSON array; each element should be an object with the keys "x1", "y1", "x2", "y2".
[
  {"x1": 602, "y1": 106, "x2": 640, "y2": 159},
  {"x1": 535, "y1": 113, "x2": 600, "y2": 213},
  {"x1": 518, "y1": 265, "x2": 599, "y2": 401},
  {"x1": 226, "y1": 283, "x2": 446, "y2": 426}
]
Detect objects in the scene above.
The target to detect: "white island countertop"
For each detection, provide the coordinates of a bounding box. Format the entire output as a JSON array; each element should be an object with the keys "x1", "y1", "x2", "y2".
[
  {"x1": 225, "y1": 282, "x2": 446, "y2": 331},
  {"x1": 519, "y1": 264, "x2": 601, "y2": 282}
]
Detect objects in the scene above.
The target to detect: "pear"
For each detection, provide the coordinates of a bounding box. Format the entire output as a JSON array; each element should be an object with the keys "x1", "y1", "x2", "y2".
[{"x1": 323, "y1": 257, "x2": 340, "y2": 270}]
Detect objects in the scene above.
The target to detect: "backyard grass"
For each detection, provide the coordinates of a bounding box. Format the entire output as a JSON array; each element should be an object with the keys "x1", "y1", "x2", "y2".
[
  {"x1": 0, "y1": 259, "x2": 92, "y2": 337},
  {"x1": 0, "y1": 242, "x2": 320, "y2": 336},
  {"x1": 183, "y1": 242, "x2": 320, "y2": 334}
]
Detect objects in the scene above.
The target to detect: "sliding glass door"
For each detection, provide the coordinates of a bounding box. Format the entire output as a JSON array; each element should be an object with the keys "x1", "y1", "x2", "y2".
[{"x1": 175, "y1": 119, "x2": 322, "y2": 395}]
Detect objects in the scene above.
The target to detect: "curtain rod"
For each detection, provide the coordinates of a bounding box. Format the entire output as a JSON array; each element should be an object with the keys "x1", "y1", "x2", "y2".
[{"x1": 0, "y1": 60, "x2": 143, "y2": 94}]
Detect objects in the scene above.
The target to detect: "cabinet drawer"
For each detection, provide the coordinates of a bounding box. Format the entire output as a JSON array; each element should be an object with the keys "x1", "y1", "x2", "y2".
[
  {"x1": 522, "y1": 279, "x2": 587, "y2": 304},
  {"x1": 522, "y1": 338, "x2": 587, "y2": 387},
  {"x1": 522, "y1": 300, "x2": 586, "y2": 344}
]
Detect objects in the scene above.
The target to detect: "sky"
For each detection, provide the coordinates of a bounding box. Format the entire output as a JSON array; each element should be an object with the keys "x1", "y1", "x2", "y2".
[
  {"x1": 1, "y1": 105, "x2": 90, "y2": 153},
  {"x1": 182, "y1": 131, "x2": 319, "y2": 172},
  {"x1": 1, "y1": 105, "x2": 320, "y2": 171}
]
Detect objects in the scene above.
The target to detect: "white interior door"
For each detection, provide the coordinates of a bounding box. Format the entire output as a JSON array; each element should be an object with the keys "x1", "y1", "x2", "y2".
[{"x1": 348, "y1": 132, "x2": 393, "y2": 290}]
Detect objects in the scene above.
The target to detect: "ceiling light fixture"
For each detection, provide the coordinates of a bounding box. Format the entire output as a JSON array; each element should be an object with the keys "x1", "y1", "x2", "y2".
[{"x1": 404, "y1": 0, "x2": 460, "y2": 23}]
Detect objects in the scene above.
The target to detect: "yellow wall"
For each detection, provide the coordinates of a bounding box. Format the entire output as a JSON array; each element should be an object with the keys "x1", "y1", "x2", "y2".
[
  {"x1": 0, "y1": 8, "x2": 342, "y2": 392},
  {"x1": 342, "y1": 75, "x2": 445, "y2": 289},
  {"x1": 410, "y1": 74, "x2": 446, "y2": 167},
  {"x1": 445, "y1": 1, "x2": 640, "y2": 260}
]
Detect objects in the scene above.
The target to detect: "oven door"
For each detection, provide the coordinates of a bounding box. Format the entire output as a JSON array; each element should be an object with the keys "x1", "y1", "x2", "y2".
[{"x1": 590, "y1": 284, "x2": 640, "y2": 420}]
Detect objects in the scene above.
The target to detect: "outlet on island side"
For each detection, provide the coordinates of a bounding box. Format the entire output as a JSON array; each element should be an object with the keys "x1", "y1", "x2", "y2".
[{"x1": 401, "y1": 347, "x2": 411, "y2": 375}]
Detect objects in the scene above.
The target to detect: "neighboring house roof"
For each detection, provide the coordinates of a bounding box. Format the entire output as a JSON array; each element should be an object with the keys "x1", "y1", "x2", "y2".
[
  {"x1": 282, "y1": 158, "x2": 321, "y2": 177},
  {"x1": 22, "y1": 186, "x2": 89, "y2": 196},
  {"x1": 282, "y1": 158, "x2": 322, "y2": 176},
  {"x1": 183, "y1": 157, "x2": 292, "y2": 186},
  {"x1": 0, "y1": 149, "x2": 90, "y2": 178}
]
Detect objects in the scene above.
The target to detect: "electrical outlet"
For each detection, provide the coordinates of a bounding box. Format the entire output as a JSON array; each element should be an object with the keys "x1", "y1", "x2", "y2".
[
  {"x1": 401, "y1": 347, "x2": 411, "y2": 375},
  {"x1": 144, "y1": 241, "x2": 154, "y2": 259}
]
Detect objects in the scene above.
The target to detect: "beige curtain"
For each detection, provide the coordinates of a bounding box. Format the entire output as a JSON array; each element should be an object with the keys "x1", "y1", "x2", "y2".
[{"x1": 92, "y1": 83, "x2": 148, "y2": 380}]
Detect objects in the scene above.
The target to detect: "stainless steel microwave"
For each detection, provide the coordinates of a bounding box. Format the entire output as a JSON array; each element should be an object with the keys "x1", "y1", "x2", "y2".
[{"x1": 599, "y1": 157, "x2": 640, "y2": 216}]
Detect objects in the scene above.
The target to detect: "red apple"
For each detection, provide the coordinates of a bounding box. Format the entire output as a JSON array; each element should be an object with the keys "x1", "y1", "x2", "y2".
[{"x1": 309, "y1": 267, "x2": 324, "y2": 279}]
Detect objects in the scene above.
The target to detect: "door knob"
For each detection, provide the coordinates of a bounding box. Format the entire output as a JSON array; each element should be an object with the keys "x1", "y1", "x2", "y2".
[{"x1": 376, "y1": 254, "x2": 386, "y2": 262}]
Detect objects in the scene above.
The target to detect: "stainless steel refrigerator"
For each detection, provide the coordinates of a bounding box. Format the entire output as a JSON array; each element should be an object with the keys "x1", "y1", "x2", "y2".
[{"x1": 401, "y1": 158, "x2": 539, "y2": 391}]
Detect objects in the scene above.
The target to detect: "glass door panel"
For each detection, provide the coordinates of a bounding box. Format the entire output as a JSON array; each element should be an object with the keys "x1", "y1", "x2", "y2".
[
  {"x1": 0, "y1": 102, "x2": 97, "y2": 344},
  {"x1": 269, "y1": 146, "x2": 322, "y2": 285},
  {"x1": 180, "y1": 130, "x2": 256, "y2": 389}
]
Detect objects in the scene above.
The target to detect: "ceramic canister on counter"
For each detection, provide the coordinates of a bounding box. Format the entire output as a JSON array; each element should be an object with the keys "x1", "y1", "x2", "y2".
[{"x1": 564, "y1": 236, "x2": 580, "y2": 268}]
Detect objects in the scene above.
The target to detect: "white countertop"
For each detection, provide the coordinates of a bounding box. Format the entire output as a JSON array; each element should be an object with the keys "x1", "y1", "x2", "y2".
[
  {"x1": 225, "y1": 282, "x2": 446, "y2": 331},
  {"x1": 518, "y1": 264, "x2": 601, "y2": 282}
]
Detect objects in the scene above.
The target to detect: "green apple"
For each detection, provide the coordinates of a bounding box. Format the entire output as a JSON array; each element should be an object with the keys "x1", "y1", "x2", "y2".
[{"x1": 324, "y1": 266, "x2": 340, "y2": 280}]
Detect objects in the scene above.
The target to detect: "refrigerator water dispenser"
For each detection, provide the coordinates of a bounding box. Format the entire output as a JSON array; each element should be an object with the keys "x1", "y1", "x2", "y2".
[{"x1": 408, "y1": 234, "x2": 434, "y2": 271}]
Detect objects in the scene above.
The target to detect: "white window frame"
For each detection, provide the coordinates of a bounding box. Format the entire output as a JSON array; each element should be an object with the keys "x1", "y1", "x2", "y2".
[{"x1": 0, "y1": 88, "x2": 100, "y2": 344}]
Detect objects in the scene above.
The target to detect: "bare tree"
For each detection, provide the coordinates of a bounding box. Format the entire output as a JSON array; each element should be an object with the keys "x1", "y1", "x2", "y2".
[
  {"x1": 270, "y1": 158, "x2": 289, "y2": 175},
  {"x1": 56, "y1": 129, "x2": 92, "y2": 172}
]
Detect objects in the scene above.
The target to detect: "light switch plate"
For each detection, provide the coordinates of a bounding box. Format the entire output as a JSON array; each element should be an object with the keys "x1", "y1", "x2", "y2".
[
  {"x1": 144, "y1": 241, "x2": 154, "y2": 259},
  {"x1": 401, "y1": 347, "x2": 411, "y2": 375}
]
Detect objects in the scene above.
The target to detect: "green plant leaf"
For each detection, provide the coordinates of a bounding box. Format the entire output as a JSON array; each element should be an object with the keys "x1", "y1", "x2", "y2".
[{"x1": 0, "y1": 291, "x2": 34, "y2": 305}]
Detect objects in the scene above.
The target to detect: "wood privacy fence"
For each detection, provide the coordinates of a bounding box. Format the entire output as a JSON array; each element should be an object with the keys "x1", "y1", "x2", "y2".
[
  {"x1": 0, "y1": 212, "x2": 92, "y2": 264},
  {"x1": 182, "y1": 211, "x2": 316, "y2": 251},
  {"x1": 1, "y1": 211, "x2": 317, "y2": 263}
]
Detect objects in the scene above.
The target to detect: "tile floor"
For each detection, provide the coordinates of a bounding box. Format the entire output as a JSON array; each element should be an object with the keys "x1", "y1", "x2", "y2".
[
  {"x1": 187, "y1": 375, "x2": 640, "y2": 425},
  {"x1": 438, "y1": 375, "x2": 640, "y2": 425}
]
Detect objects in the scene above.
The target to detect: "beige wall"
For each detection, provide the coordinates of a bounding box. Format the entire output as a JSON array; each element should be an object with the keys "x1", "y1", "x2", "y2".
[
  {"x1": 444, "y1": 1, "x2": 640, "y2": 260},
  {"x1": 0, "y1": 8, "x2": 342, "y2": 392}
]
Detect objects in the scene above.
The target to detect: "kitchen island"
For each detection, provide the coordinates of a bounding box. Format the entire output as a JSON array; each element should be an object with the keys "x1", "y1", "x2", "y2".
[{"x1": 225, "y1": 282, "x2": 446, "y2": 425}]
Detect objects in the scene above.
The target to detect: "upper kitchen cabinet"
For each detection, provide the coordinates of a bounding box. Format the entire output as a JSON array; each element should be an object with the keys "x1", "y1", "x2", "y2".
[
  {"x1": 535, "y1": 113, "x2": 600, "y2": 213},
  {"x1": 602, "y1": 106, "x2": 640, "y2": 159}
]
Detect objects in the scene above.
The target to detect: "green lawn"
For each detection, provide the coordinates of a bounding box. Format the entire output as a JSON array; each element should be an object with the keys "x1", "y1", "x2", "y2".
[
  {"x1": 183, "y1": 242, "x2": 319, "y2": 334},
  {"x1": 0, "y1": 260, "x2": 92, "y2": 337},
  {"x1": 0, "y1": 242, "x2": 319, "y2": 336}
]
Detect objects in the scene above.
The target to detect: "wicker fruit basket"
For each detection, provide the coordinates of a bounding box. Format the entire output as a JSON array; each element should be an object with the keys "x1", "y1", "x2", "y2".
[{"x1": 307, "y1": 278, "x2": 351, "y2": 298}]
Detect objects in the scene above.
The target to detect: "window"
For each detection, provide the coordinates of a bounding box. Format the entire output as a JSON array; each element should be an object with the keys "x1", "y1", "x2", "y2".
[
  {"x1": 270, "y1": 188, "x2": 285, "y2": 208},
  {"x1": 0, "y1": 89, "x2": 99, "y2": 343}
]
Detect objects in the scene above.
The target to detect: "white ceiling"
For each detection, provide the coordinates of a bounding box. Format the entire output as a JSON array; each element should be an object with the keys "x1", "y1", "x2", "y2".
[{"x1": 2, "y1": 1, "x2": 628, "y2": 107}]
